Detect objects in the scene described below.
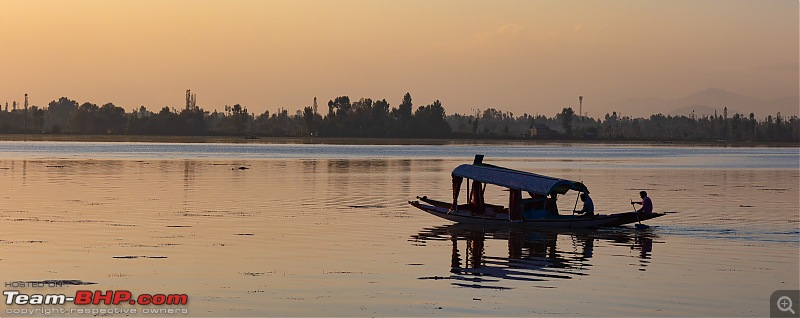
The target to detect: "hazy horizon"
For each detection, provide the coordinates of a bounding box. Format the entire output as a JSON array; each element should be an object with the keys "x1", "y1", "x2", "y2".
[{"x1": 1, "y1": 0, "x2": 797, "y2": 118}]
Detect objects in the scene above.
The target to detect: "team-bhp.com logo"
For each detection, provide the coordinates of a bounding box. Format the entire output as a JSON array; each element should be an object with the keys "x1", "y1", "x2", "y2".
[
  {"x1": 4, "y1": 290, "x2": 188, "y2": 316},
  {"x1": 5, "y1": 290, "x2": 188, "y2": 305}
]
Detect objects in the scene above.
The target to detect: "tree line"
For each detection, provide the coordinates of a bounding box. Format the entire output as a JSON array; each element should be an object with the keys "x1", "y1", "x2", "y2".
[{"x1": 0, "y1": 93, "x2": 797, "y2": 142}]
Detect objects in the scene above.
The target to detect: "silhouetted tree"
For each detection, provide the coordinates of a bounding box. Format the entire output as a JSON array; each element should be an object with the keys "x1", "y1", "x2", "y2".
[
  {"x1": 408, "y1": 100, "x2": 450, "y2": 138},
  {"x1": 302, "y1": 106, "x2": 314, "y2": 135},
  {"x1": 46, "y1": 97, "x2": 78, "y2": 132},
  {"x1": 31, "y1": 106, "x2": 45, "y2": 131},
  {"x1": 397, "y1": 92, "x2": 412, "y2": 123},
  {"x1": 5, "y1": 93, "x2": 797, "y2": 143},
  {"x1": 557, "y1": 107, "x2": 575, "y2": 137}
]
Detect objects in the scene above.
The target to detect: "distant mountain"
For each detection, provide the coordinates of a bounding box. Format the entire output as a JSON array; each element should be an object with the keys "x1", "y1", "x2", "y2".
[
  {"x1": 606, "y1": 88, "x2": 798, "y2": 119},
  {"x1": 669, "y1": 104, "x2": 736, "y2": 118},
  {"x1": 760, "y1": 96, "x2": 800, "y2": 117}
]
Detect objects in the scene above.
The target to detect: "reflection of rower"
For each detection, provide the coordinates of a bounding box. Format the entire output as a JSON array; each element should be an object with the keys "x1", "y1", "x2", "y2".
[
  {"x1": 630, "y1": 234, "x2": 654, "y2": 270},
  {"x1": 579, "y1": 235, "x2": 595, "y2": 259},
  {"x1": 634, "y1": 235, "x2": 653, "y2": 259},
  {"x1": 642, "y1": 237, "x2": 653, "y2": 256}
]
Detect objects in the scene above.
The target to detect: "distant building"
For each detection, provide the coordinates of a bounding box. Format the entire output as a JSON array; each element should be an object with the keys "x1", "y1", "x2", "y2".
[
  {"x1": 529, "y1": 123, "x2": 557, "y2": 137},
  {"x1": 582, "y1": 128, "x2": 599, "y2": 139}
]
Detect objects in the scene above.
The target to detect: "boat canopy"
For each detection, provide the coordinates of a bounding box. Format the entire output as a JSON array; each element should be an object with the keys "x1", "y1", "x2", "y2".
[{"x1": 451, "y1": 164, "x2": 589, "y2": 195}]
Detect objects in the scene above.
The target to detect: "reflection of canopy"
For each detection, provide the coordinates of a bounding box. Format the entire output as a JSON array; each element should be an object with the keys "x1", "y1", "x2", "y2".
[{"x1": 451, "y1": 164, "x2": 589, "y2": 195}]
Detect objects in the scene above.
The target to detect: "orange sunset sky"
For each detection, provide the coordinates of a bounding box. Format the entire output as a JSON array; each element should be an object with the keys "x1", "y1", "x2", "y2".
[{"x1": 0, "y1": 0, "x2": 797, "y2": 118}]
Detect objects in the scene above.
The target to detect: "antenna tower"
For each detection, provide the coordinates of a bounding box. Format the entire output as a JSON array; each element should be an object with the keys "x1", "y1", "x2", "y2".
[
  {"x1": 578, "y1": 96, "x2": 583, "y2": 121},
  {"x1": 185, "y1": 89, "x2": 196, "y2": 110},
  {"x1": 24, "y1": 94, "x2": 28, "y2": 128}
]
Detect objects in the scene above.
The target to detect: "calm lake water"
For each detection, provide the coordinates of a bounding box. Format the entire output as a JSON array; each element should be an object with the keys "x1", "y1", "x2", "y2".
[{"x1": 1, "y1": 140, "x2": 798, "y2": 317}]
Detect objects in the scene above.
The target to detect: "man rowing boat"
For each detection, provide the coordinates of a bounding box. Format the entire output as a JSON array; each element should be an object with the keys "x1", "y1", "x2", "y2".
[
  {"x1": 632, "y1": 191, "x2": 653, "y2": 214},
  {"x1": 573, "y1": 193, "x2": 595, "y2": 216}
]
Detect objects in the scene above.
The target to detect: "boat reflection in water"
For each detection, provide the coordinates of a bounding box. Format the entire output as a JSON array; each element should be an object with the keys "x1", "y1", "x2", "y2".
[{"x1": 411, "y1": 224, "x2": 657, "y2": 288}]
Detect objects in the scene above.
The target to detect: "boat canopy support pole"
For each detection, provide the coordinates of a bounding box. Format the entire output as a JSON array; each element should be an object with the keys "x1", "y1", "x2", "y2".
[
  {"x1": 471, "y1": 180, "x2": 485, "y2": 215},
  {"x1": 450, "y1": 175, "x2": 463, "y2": 212},
  {"x1": 466, "y1": 178, "x2": 471, "y2": 203},
  {"x1": 572, "y1": 191, "x2": 581, "y2": 215},
  {"x1": 509, "y1": 189, "x2": 523, "y2": 221}
]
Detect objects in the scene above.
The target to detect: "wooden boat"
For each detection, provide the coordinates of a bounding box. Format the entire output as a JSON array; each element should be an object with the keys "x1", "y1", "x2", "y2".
[{"x1": 408, "y1": 155, "x2": 666, "y2": 228}]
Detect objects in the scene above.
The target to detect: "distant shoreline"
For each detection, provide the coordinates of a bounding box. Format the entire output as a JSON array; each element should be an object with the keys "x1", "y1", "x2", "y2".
[{"x1": 0, "y1": 134, "x2": 797, "y2": 147}]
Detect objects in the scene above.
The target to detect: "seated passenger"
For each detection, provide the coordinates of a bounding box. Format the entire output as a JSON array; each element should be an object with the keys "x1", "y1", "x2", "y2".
[
  {"x1": 525, "y1": 193, "x2": 546, "y2": 210},
  {"x1": 546, "y1": 193, "x2": 558, "y2": 215}
]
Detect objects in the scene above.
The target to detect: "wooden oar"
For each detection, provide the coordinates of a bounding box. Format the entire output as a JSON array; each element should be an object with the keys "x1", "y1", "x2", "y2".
[{"x1": 630, "y1": 199, "x2": 649, "y2": 230}]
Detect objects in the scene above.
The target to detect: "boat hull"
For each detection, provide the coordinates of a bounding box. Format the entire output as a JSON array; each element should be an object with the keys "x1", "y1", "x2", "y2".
[{"x1": 409, "y1": 200, "x2": 665, "y2": 228}]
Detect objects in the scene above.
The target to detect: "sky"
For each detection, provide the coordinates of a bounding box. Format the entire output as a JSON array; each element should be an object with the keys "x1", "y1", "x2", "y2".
[{"x1": 0, "y1": 0, "x2": 797, "y2": 118}]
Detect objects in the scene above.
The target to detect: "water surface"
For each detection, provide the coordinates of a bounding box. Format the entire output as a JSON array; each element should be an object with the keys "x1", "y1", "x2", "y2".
[{"x1": 0, "y1": 141, "x2": 797, "y2": 316}]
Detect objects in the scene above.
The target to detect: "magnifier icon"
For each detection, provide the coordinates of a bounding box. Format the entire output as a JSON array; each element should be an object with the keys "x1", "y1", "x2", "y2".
[{"x1": 778, "y1": 296, "x2": 796, "y2": 314}]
